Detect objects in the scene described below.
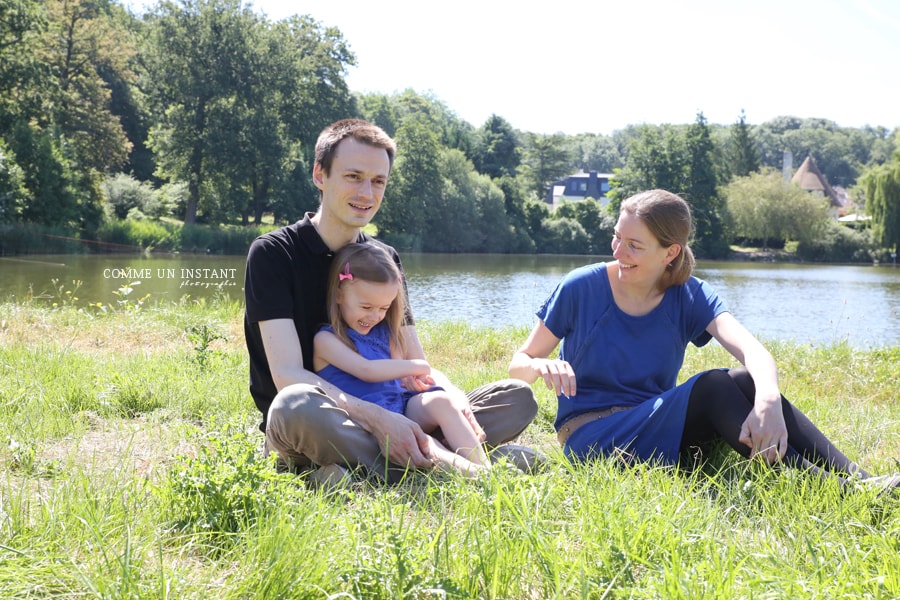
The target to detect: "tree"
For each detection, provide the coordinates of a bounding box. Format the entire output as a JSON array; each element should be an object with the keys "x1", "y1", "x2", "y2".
[
  {"x1": 422, "y1": 148, "x2": 516, "y2": 253},
  {"x1": 518, "y1": 132, "x2": 572, "y2": 201},
  {"x1": 608, "y1": 124, "x2": 688, "y2": 211},
  {"x1": 377, "y1": 113, "x2": 440, "y2": 250},
  {"x1": 724, "y1": 169, "x2": 830, "y2": 248},
  {"x1": 425, "y1": 148, "x2": 480, "y2": 252},
  {"x1": 0, "y1": 137, "x2": 27, "y2": 222},
  {"x1": 728, "y1": 110, "x2": 760, "y2": 179},
  {"x1": 522, "y1": 198, "x2": 550, "y2": 250},
  {"x1": 494, "y1": 174, "x2": 535, "y2": 252},
  {"x1": 686, "y1": 112, "x2": 729, "y2": 257},
  {"x1": 41, "y1": 0, "x2": 133, "y2": 172},
  {"x1": 539, "y1": 217, "x2": 589, "y2": 254},
  {"x1": 0, "y1": 0, "x2": 48, "y2": 124},
  {"x1": 143, "y1": 0, "x2": 260, "y2": 224},
  {"x1": 357, "y1": 93, "x2": 400, "y2": 137},
  {"x1": 204, "y1": 15, "x2": 355, "y2": 225},
  {"x1": 567, "y1": 133, "x2": 623, "y2": 174},
  {"x1": 6, "y1": 120, "x2": 87, "y2": 229},
  {"x1": 860, "y1": 139, "x2": 900, "y2": 253},
  {"x1": 473, "y1": 114, "x2": 520, "y2": 179},
  {"x1": 554, "y1": 198, "x2": 615, "y2": 255}
]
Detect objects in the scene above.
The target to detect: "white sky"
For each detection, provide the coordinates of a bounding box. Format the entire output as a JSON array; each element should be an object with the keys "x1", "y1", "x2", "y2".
[{"x1": 124, "y1": 0, "x2": 900, "y2": 135}]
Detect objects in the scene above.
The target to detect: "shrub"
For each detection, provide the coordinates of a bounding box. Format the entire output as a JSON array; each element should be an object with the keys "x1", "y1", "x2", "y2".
[
  {"x1": 796, "y1": 221, "x2": 875, "y2": 263},
  {"x1": 96, "y1": 219, "x2": 178, "y2": 252},
  {"x1": 102, "y1": 174, "x2": 160, "y2": 220},
  {"x1": 155, "y1": 426, "x2": 304, "y2": 538}
]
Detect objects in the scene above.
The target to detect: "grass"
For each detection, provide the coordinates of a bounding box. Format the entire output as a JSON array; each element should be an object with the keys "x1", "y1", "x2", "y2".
[{"x1": 0, "y1": 296, "x2": 898, "y2": 598}]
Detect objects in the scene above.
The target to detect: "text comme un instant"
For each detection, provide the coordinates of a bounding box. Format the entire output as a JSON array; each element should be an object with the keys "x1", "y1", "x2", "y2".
[{"x1": 103, "y1": 267, "x2": 238, "y2": 280}]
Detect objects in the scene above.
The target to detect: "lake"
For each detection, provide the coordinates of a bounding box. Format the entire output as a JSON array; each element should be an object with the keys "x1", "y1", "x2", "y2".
[{"x1": 1, "y1": 253, "x2": 898, "y2": 348}]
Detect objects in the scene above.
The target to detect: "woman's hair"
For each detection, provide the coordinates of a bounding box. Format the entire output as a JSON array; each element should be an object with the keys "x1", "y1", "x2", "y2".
[
  {"x1": 326, "y1": 243, "x2": 407, "y2": 355},
  {"x1": 620, "y1": 189, "x2": 696, "y2": 289},
  {"x1": 314, "y1": 119, "x2": 396, "y2": 176}
]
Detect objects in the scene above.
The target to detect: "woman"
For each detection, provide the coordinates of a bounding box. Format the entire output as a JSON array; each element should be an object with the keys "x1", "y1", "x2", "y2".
[{"x1": 509, "y1": 189, "x2": 897, "y2": 490}]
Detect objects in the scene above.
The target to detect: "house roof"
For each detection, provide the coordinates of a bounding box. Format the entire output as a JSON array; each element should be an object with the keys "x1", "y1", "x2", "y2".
[{"x1": 791, "y1": 156, "x2": 841, "y2": 207}]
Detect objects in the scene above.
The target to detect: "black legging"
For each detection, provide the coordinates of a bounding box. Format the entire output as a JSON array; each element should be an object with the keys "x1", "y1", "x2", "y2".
[{"x1": 680, "y1": 367, "x2": 869, "y2": 479}]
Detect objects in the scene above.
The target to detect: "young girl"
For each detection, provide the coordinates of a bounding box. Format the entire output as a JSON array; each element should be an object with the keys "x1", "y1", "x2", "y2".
[{"x1": 313, "y1": 243, "x2": 490, "y2": 477}]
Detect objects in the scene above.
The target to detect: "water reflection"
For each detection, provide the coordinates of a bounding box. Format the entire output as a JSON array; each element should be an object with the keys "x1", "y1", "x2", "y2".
[{"x1": 1, "y1": 253, "x2": 897, "y2": 348}]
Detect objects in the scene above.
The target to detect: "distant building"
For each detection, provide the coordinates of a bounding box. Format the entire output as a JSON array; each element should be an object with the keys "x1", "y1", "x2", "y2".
[
  {"x1": 547, "y1": 171, "x2": 613, "y2": 208},
  {"x1": 791, "y1": 156, "x2": 842, "y2": 216}
]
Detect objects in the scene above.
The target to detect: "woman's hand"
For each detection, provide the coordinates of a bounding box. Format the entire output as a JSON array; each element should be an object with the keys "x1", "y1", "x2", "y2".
[
  {"x1": 508, "y1": 321, "x2": 575, "y2": 397},
  {"x1": 738, "y1": 397, "x2": 788, "y2": 465},
  {"x1": 708, "y1": 312, "x2": 787, "y2": 466},
  {"x1": 533, "y1": 358, "x2": 577, "y2": 398}
]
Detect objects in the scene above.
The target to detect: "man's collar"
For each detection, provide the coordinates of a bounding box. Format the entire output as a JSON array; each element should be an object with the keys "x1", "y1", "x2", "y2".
[{"x1": 298, "y1": 212, "x2": 367, "y2": 255}]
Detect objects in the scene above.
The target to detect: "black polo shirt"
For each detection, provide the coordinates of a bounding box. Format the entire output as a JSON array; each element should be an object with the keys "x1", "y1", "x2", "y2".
[{"x1": 243, "y1": 213, "x2": 410, "y2": 431}]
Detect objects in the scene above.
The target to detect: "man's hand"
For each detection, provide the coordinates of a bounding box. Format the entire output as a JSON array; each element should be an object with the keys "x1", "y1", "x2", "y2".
[{"x1": 369, "y1": 409, "x2": 434, "y2": 468}]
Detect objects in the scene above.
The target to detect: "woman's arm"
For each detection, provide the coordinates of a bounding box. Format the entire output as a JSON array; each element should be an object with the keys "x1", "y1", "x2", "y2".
[
  {"x1": 707, "y1": 311, "x2": 787, "y2": 463},
  {"x1": 313, "y1": 330, "x2": 430, "y2": 383},
  {"x1": 508, "y1": 321, "x2": 576, "y2": 397}
]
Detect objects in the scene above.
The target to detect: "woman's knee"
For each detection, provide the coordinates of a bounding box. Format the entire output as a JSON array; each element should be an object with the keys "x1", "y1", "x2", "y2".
[
  {"x1": 692, "y1": 369, "x2": 735, "y2": 399},
  {"x1": 726, "y1": 366, "x2": 755, "y2": 398}
]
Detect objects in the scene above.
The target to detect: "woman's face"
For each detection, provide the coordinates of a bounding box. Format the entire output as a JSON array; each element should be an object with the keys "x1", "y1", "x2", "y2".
[{"x1": 611, "y1": 211, "x2": 677, "y2": 286}]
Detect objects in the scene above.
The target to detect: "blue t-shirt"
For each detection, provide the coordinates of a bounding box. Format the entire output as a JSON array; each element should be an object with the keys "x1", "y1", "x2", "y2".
[{"x1": 537, "y1": 262, "x2": 727, "y2": 429}]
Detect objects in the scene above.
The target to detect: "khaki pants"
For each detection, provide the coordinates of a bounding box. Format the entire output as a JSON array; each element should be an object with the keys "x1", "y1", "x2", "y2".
[{"x1": 265, "y1": 379, "x2": 537, "y2": 481}]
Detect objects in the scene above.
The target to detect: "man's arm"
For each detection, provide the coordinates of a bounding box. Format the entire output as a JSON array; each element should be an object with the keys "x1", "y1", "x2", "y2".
[{"x1": 259, "y1": 319, "x2": 433, "y2": 467}]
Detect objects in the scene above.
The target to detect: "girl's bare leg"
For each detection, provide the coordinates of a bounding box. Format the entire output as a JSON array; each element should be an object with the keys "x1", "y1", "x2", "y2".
[
  {"x1": 407, "y1": 391, "x2": 490, "y2": 466},
  {"x1": 423, "y1": 436, "x2": 487, "y2": 478}
]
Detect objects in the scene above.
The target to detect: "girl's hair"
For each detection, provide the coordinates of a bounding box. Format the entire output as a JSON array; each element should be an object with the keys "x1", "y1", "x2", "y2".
[
  {"x1": 620, "y1": 189, "x2": 696, "y2": 289},
  {"x1": 326, "y1": 243, "x2": 407, "y2": 356}
]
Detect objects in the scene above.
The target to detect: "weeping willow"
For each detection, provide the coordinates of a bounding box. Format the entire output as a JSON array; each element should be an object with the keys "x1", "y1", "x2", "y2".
[{"x1": 862, "y1": 146, "x2": 900, "y2": 253}]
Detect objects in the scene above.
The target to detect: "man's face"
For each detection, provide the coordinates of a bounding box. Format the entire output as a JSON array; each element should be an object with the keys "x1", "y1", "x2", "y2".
[{"x1": 313, "y1": 138, "x2": 391, "y2": 230}]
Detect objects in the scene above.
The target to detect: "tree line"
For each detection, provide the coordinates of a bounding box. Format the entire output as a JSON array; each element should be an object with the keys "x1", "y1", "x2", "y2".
[{"x1": 2, "y1": 0, "x2": 899, "y2": 259}]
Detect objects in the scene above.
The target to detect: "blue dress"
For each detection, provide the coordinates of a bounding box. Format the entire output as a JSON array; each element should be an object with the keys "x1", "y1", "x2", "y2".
[
  {"x1": 537, "y1": 262, "x2": 727, "y2": 464},
  {"x1": 316, "y1": 323, "x2": 424, "y2": 414}
]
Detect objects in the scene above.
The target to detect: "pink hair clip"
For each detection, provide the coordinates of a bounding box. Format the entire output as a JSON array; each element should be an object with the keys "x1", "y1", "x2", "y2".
[{"x1": 339, "y1": 262, "x2": 353, "y2": 282}]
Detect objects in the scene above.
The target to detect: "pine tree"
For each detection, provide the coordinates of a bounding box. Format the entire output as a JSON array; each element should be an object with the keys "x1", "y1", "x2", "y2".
[
  {"x1": 729, "y1": 110, "x2": 760, "y2": 178},
  {"x1": 686, "y1": 112, "x2": 730, "y2": 258}
]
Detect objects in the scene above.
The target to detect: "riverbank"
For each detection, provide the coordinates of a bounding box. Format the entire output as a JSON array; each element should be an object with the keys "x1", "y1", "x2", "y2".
[
  {"x1": 729, "y1": 246, "x2": 795, "y2": 262},
  {"x1": 2, "y1": 220, "x2": 888, "y2": 265},
  {"x1": 1, "y1": 299, "x2": 898, "y2": 597}
]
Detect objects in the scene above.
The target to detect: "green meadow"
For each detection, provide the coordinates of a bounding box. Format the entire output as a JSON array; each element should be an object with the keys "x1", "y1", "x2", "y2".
[{"x1": 1, "y1": 293, "x2": 898, "y2": 599}]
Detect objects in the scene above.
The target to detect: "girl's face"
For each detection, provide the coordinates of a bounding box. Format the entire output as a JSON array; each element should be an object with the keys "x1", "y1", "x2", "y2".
[
  {"x1": 337, "y1": 279, "x2": 400, "y2": 335},
  {"x1": 611, "y1": 211, "x2": 678, "y2": 287}
]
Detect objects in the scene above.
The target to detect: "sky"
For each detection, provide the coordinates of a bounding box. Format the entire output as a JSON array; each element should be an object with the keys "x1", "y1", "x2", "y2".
[{"x1": 123, "y1": 0, "x2": 900, "y2": 136}]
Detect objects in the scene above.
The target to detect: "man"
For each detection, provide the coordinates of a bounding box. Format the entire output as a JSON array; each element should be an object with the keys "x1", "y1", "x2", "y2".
[{"x1": 244, "y1": 119, "x2": 538, "y2": 483}]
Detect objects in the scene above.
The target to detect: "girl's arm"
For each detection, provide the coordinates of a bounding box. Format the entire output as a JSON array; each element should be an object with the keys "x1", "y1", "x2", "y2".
[
  {"x1": 508, "y1": 321, "x2": 576, "y2": 398},
  {"x1": 706, "y1": 311, "x2": 787, "y2": 464},
  {"x1": 313, "y1": 330, "x2": 430, "y2": 383}
]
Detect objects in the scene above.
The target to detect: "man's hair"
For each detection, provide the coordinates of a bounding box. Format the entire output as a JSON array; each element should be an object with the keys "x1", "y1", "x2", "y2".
[
  {"x1": 620, "y1": 189, "x2": 696, "y2": 290},
  {"x1": 326, "y1": 243, "x2": 407, "y2": 356},
  {"x1": 314, "y1": 119, "x2": 397, "y2": 176}
]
